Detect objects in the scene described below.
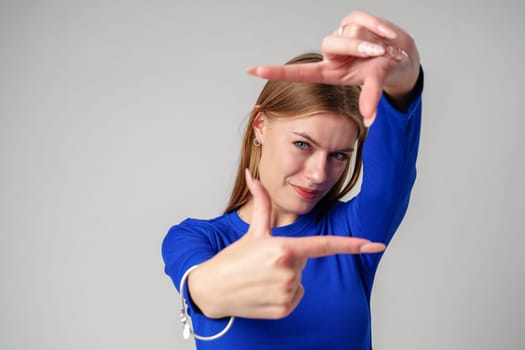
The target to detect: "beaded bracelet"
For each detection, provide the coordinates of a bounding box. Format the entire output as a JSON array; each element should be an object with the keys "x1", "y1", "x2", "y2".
[{"x1": 179, "y1": 265, "x2": 235, "y2": 341}]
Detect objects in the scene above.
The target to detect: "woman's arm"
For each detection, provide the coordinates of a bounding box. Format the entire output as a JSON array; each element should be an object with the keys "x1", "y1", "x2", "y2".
[{"x1": 350, "y1": 83, "x2": 422, "y2": 259}]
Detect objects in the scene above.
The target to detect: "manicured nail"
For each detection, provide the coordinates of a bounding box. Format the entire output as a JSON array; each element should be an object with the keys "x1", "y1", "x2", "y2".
[
  {"x1": 386, "y1": 46, "x2": 408, "y2": 62},
  {"x1": 357, "y1": 42, "x2": 385, "y2": 56},
  {"x1": 245, "y1": 168, "x2": 253, "y2": 182},
  {"x1": 377, "y1": 24, "x2": 397, "y2": 39},
  {"x1": 360, "y1": 242, "x2": 386, "y2": 253},
  {"x1": 247, "y1": 67, "x2": 258, "y2": 75},
  {"x1": 364, "y1": 112, "x2": 376, "y2": 127}
]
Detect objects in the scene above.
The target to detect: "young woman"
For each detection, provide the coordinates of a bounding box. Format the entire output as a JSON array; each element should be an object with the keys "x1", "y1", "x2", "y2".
[{"x1": 162, "y1": 11, "x2": 422, "y2": 350}]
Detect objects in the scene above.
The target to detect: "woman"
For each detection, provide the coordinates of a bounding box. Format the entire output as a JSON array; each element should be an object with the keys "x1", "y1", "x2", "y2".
[{"x1": 162, "y1": 11, "x2": 422, "y2": 349}]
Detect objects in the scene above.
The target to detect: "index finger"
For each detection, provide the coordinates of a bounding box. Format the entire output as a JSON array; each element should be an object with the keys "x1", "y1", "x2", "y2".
[
  {"x1": 288, "y1": 236, "x2": 386, "y2": 259},
  {"x1": 247, "y1": 62, "x2": 326, "y2": 83}
]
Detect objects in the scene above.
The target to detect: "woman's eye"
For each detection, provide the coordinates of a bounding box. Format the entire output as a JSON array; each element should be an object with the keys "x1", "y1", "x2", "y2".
[
  {"x1": 294, "y1": 141, "x2": 309, "y2": 150},
  {"x1": 331, "y1": 152, "x2": 349, "y2": 161}
]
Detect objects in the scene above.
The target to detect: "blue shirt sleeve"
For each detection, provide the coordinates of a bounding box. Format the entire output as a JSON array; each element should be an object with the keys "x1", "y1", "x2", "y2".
[
  {"x1": 346, "y1": 80, "x2": 422, "y2": 274},
  {"x1": 161, "y1": 219, "x2": 218, "y2": 313}
]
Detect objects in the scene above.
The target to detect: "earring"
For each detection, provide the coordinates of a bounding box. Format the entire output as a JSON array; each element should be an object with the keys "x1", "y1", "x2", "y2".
[{"x1": 253, "y1": 138, "x2": 262, "y2": 147}]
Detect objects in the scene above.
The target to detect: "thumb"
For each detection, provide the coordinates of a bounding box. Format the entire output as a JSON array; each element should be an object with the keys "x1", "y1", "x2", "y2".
[
  {"x1": 244, "y1": 169, "x2": 272, "y2": 238},
  {"x1": 359, "y1": 76, "x2": 384, "y2": 127}
]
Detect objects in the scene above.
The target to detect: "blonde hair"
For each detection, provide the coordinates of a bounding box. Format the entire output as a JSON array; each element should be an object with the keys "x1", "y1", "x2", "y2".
[{"x1": 224, "y1": 52, "x2": 367, "y2": 214}]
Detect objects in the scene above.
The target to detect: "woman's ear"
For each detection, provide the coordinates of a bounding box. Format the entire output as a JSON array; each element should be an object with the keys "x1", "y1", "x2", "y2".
[{"x1": 252, "y1": 109, "x2": 265, "y2": 142}]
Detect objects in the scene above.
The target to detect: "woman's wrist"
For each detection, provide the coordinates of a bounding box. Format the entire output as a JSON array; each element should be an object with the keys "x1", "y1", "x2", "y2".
[
  {"x1": 180, "y1": 265, "x2": 235, "y2": 340},
  {"x1": 383, "y1": 65, "x2": 424, "y2": 112},
  {"x1": 188, "y1": 265, "x2": 225, "y2": 319}
]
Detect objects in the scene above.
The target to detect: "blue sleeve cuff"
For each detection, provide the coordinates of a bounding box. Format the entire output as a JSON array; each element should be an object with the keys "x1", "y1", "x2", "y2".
[{"x1": 380, "y1": 65, "x2": 424, "y2": 122}]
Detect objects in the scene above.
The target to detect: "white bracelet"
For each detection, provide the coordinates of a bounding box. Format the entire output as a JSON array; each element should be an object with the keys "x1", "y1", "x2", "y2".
[{"x1": 179, "y1": 265, "x2": 235, "y2": 341}]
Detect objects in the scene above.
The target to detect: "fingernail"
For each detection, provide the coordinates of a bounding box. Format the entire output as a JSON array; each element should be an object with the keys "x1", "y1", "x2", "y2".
[
  {"x1": 386, "y1": 46, "x2": 408, "y2": 62},
  {"x1": 377, "y1": 24, "x2": 397, "y2": 39},
  {"x1": 364, "y1": 112, "x2": 376, "y2": 127},
  {"x1": 247, "y1": 67, "x2": 258, "y2": 76},
  {"x1": 357, "y1": 42, "x2": 385, "y2": 56},
  {"x1": 360, "y1": 243, "x2": 386, "y2": 253},
  {"x1": 245, "y1": 168, "x2": 253, "y2": 182}
]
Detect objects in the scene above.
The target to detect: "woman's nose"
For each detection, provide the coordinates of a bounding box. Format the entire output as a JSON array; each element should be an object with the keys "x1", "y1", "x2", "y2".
[{"x1": 305, "y1": 154, "x2": 327, "y2": 184}]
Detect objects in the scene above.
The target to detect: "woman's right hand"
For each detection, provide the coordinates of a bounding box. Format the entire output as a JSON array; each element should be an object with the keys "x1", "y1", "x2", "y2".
[
  {"x1": 248, "y1": 11, "x2": 420, "y2": 126},
  {"x1": 187, "y1": 170, "x2": 385, "y2": 319}
]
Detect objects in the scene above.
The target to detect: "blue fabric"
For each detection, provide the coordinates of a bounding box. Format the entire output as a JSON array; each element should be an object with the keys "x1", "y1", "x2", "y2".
[{"x1": 162, "y1": 87, "x2": 422, "y2": 349}]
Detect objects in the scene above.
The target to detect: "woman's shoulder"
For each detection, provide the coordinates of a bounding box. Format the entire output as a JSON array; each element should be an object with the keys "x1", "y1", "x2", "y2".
[
  {"x1": 169, "y1": 212, "x2": 229, "y2": 232},
  {"x1": 165, "y1": 211, "x2": 247, "y2": 243}
]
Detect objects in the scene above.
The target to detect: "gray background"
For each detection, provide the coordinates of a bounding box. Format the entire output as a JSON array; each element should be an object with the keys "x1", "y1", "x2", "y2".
[{"x1": 1, "y1": 0, "x2": 523, "y2": 349}]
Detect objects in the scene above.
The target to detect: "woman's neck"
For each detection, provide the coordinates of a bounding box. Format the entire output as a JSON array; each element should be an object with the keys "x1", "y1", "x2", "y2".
[{"x1": 237, "y1": 199, "x2": 299, "y2": 228}]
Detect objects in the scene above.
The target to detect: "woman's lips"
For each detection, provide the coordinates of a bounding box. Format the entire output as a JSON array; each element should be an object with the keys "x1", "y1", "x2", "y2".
[{"x1": 290, "y1": 184, "x2": 321, "y2": 200}]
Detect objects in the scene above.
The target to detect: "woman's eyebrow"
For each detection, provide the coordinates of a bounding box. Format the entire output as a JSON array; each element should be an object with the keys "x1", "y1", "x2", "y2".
[{"x1": 292, "y1": 132, "x2": 354, "y2": 152}]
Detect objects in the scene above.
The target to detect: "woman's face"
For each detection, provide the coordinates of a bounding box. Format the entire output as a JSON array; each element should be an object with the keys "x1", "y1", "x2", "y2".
[{"x1": 255, "y1": 112, "x2": 358, "y2": 225}]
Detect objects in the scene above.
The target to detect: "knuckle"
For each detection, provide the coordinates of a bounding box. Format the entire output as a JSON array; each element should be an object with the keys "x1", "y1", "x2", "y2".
[
  {"x1": 281, "y1": 279, "x2": 299, "y2": 297},
  {"x1": 277, "y1": 288, "x2": 303, "y2": 319},
  {"x1": 281, "y1": 268, "x2": 297, "y2": 284},
  {"x1": 347, "y1": 12, "x2": 359, "y2": 23},
  {"x1": 274, "y1": 290, "x2": 292, "y2": 305},
  {"x1": 270, "y1": 282, "x2": 304, "y2": 319},
  {"x1": 348, "y1": 24, "x2": 361, "y2": 38},
  {"x1": 273, "y1": 304, "x2": 293, "y2": 319},
  {"x1": 275, "y1": 277, "x2": 300, "y2": 300},
  {"x1": 272, "y1": 240, "x2": 293, "y2": 262},
  {"x1": 321, "y1": 36, "x2": 332, "y2": 50},
  {"x1": 406, "y1": 34, "x2": 416, "y2": 48}
]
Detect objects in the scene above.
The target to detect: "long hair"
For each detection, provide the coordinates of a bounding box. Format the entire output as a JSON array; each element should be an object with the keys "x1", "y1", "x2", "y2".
[{"x1": 224, "y1": 52, "x2": 367, "y2": 214}]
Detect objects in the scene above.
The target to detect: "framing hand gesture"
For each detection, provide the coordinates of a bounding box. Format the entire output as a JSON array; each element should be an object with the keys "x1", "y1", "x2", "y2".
[
  {"x1": 248, "y1": 11, "x2": 421, "y2": 126},
  {"x1": 188, "y1": 170, "x2": 385, "y2": 320}
]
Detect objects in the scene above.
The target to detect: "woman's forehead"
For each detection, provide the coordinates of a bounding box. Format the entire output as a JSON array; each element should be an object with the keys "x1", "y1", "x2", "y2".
[
  {"x1": 267, "y1": 112, "x2": 358, "y2": 146},
  {"x1": 267, "y1": 111, "x2": 356, "y2": 129}
]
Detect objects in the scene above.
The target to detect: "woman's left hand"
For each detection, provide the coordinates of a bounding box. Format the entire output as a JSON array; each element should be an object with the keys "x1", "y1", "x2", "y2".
[{"x1": 247, "y1": 11, "x2": 421, "y2": 126}]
